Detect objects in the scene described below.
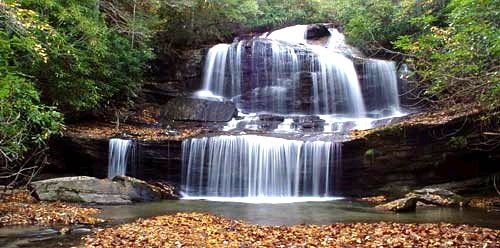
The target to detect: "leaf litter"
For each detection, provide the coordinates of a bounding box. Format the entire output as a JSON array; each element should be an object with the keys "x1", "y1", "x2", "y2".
[{"x1": 84, "y1": 212, "x2": 500, "y2": 247}]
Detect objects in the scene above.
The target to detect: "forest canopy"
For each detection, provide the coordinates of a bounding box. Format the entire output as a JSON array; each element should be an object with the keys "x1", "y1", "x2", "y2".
[{"x1": 0, "y1": 0, "x2": 499, "y2": 186}]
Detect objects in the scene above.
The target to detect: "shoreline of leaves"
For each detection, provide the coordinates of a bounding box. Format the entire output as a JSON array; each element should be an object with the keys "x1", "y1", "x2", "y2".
[
  {"x1": 0, "y1": 191, "x2": 103, "y2": 227},
  {"x1": 84, "y1": 212, "x2": 500, "y2": 248}
]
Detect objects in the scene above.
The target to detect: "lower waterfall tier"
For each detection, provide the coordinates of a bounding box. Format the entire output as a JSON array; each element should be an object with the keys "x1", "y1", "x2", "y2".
[{"x1": 181, "y1": 135, "x2": 341, "y2": 198}]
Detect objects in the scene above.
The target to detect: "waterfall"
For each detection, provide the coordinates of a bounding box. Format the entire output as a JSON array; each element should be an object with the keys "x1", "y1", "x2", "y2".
[
  {"x1": 108, "y1": 138, "x2": 132, "y2": 179},
  {"x1": 266, "y1": 25, "x2": 308, "y2": 44},
  {"x1": 198, "y1": 39, "x2": 366, "y2": 116},
  {"x1": 180, "y1": 24, "x2": 405, "y2": 202},
  {"x1": 362, "y1": 59, "x2": 401, "y2": 115},
  {"x1": 181, "y1": 135, "x2": 340, "y2": 199},
  {"x1": 309, "y1": 46, "x2": 366, "y2": 116}
]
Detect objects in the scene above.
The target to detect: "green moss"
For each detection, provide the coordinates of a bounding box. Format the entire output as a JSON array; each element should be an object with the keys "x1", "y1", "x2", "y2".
[{"x1": 365, "y1": 148, "x2": 375, "y2": 158}]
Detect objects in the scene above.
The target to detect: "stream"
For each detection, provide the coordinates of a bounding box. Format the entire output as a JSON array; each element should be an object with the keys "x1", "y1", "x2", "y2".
[{"x1": 1, "y1": 199, "x2": 500, "y2": 247}]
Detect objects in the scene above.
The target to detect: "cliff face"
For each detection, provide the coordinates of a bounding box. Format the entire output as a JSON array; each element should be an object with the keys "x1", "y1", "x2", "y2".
[
  {"x1": 48, "y1": 137, "x2": 183, "y2": 184},
  {"x1": 339, "y1": 114, "x2": 500, "y2": 196},
  {"x1": 47, "y1": 111, "x2": 500, "y2": 197}
]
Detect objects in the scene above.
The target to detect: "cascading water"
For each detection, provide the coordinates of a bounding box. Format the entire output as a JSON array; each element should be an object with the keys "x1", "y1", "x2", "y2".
[
  {"x1": 182, "y1": 135, "x2": 340, "y2": 201},
  {"x1": 361, "y1": 59, "x2": 401, "y2": 116},
  {"x1": 108, "y1": 138, "x2": 132, "y2": 179},
  {"x1": 182, "y1": 24, "x2": 404, "y2": 201},
  {"x1": 309, "y1": 46, "x2": 366, "y2": 116},
  {"x1": 199, "y1": 38, "x2": 366, "y2": 116}
]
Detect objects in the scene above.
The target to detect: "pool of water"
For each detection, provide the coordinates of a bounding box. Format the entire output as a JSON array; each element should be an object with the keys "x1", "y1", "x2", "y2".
[{"x1": 97, "y1": 199, "x2": 500, "y2": 229}]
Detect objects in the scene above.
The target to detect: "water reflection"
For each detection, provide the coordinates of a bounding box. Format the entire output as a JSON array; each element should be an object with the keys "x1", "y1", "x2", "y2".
[{"x1": 97, "y1": 200, "x2": 500, "y2": 229}]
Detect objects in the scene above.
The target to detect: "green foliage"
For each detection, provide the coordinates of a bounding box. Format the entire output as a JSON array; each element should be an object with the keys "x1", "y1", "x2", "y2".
[
  {"x1": 16, "y1": 0, "x2": 155, "y2": 113},
  {"x1": 0, "y1": 1, "x2": 64, "y2": 185},
  {"x1": 448, "y1": 136, "x2": 467, "y2": 149},
  {"x1": 394, "y1": 0, "x2": 500, "y2": 107},
  {"x1": 0, "y1": 73, "x2": 63, "y2": 158},
  {"x1": 157, "y1": 0, "x2": 259, "y2": 48},
  {"x1": 0, "y1": 0, "x2": 156, "y2": 185}
]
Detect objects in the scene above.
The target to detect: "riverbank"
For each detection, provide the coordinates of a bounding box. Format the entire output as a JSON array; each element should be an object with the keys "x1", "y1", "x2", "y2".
[
  {"x1": 83, "y1": 212, "x2": 500, "y2": 247},
  {"x1": 2, "y1": 190, "x2": 500, "y2": 247}
]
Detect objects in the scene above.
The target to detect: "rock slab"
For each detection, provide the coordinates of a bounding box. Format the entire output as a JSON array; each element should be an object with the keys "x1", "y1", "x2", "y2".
[
  {"x1": 161, "y1": 97, "x2": 237, "y2": 122},
  {"x1": 375, "y1": 188, "x2": 468, "y2": 212},
  {"x1": 30, "y1": 176, "x2": 179, "y2": 205}
]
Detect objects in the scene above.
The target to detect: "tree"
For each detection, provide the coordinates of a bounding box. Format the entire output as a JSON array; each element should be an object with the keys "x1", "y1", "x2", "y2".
[
  {"x1": 0, "y1": 1, "x2": 63, "y2": 187},
  {"x1": 393, "y1": 0, "x2": 500, "y2": 107}
]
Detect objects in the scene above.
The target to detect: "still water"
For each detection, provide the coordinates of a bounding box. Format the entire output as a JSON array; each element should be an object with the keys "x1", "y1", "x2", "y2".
[{"x1": 98, "y1": 199, "x2": 500, "y2": 229}]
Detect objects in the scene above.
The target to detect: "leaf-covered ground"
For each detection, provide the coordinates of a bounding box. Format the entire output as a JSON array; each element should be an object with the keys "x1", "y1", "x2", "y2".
[
  {"x1": 84, "y1": 212, "x2": 500, "y2": 248},
  {"x1": 66, "y1": 122, "x2": 205, "y2": 141},
  {"x1": 0, "y1": 190, "x2": 103, "y2": 227}
]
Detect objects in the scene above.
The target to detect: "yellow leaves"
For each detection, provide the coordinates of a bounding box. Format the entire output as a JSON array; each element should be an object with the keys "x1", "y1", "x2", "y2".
[
  {"x1": 430, "y1": 26, "x2": 455, "y2": 44},
  {"x1": 33, "y1": 43, "x2": 48, "y2": 63}
]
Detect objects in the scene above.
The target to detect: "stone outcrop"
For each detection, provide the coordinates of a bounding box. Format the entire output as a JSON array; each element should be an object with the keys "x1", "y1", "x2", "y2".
[
  {"x1": 46, "y1": 111, "x2": 500, "y2": 199},
  {"x1": 146, "y1": 48, "x2": 205, "y2": 104},
  {"x1": 161, "y1": 97, "x2": 237, "y2": 122},
  {"x1": 375, "y1": 188, "x2": 468, "y2": 212},
  {"x1": 338, "y1": 112, "x2": 500, "y2": 197},
  {"x1": 375, "y1": 197, "x2": 420, "y2": 212},
  {"x1": 30, "y1": 176, "x2": 179, "y2": 205}
]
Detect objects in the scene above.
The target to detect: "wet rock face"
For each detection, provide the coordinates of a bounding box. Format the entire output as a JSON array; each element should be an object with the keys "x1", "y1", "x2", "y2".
[
  {"x1": 160, "y1": 97, "x2": 237, "y2": 123},
  {"x1": 46, "y1": 136, "x2": 109, "y2": 178},
  {"x1": 145, "y1": 48, "x2": 206, "y2": 104},
  {"x1": 46, "y1": 137, "x2": 184, "y2": 185}
]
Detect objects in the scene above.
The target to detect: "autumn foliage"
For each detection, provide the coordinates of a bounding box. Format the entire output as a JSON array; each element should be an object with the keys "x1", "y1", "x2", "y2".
[{"x1": 84, "y1": 212, "x2": 500, "y2": 247}]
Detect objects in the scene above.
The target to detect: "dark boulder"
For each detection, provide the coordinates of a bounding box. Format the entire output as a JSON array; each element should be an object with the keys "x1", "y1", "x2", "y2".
[
  {"x1": 306, "y1": 24, "x2": 331, "y2": 40},
  {"x1": 161, "y1": 97, "x2": 237, "y2": 123}
]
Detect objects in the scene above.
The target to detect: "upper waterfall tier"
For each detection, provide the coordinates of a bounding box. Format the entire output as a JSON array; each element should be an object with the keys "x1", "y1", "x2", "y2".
[{"x1": 196, "y1": 24, "x2": 401, "y2": 118}]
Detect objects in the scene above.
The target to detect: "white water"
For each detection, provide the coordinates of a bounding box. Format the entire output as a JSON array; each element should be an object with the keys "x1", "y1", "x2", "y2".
[
  {"x1": 108, "y1": 138, "x2": 132, "y2": 179},
  {"x1": 309, "y1": 46, "x2": 366, "y2": 116},
  {"x1": 181, "y1": 196, "x2": 342, "y2": 204},
  {"x1": 182, "y1": 135, "x2": 340, "y2": 199},
  {"x1": 266, "y1": 25, "x2": 308, "y2": 44},
  {"x1": 184, "y1": 25, "x2": 405, "y2": 202},
  {"x1": 198, "y1": 40, "x2": 367, "y2": 116},
  {"x1": 362, "y1": 59, "x2": 401, "y2": 115}
]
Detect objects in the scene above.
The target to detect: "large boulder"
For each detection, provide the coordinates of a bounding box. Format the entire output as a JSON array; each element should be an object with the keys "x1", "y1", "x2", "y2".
[
  {"x1": 161, "y1": 97, "x2": 237, "y2": 122},
  {"x1": 30, "y1": 176, "x2": 179, "y2": 205}
]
